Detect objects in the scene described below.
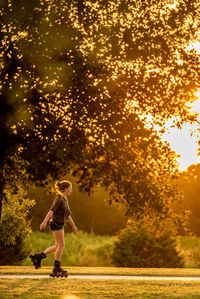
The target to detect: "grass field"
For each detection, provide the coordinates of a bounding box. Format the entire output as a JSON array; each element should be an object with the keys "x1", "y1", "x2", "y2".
[
  {"x1": 1, "y1": 267, "x2": 200, "y2": 298},
  {"x1": 1, "y1": 266, "x2": 200, "y2": 277},
  {"x1": 23, "y1": 231, "x2": 114, "y2": 267},
  {"x1": 1, "y1": 278, "x2": 200, "y2": 299},
  {"x1": 2, "y1": 233, "x2": 200, "y2": 297},
  {"x1": 22, "y1": 232, "x2": 200, "y2": 268}
]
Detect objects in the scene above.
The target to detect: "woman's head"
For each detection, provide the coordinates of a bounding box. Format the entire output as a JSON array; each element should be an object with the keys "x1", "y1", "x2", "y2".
[{"x1": 55, "y1": 180, "x2": 72, "y2": 195}]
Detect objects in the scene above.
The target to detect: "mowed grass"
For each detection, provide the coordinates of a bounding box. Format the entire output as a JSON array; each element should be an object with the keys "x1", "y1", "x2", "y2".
[
  {"x1": 2, "y1": 233, "x2": 200, "y2": 298},
  {"x1": 1, "y1": 266, "x2": 200, "y2": 277},
  {"x1": 1, "y1": 277, "x2": 200, "y2": 298}
]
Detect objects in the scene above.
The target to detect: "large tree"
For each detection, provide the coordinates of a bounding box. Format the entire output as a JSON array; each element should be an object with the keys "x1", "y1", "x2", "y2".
[{"x1": 0, "y1": 0, "x2": 199, "y2": 218}]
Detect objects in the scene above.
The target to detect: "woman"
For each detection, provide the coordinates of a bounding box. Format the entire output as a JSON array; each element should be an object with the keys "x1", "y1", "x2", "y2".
[{"x1": 30, "y1": 180, "x2": 78, "y2": 277}]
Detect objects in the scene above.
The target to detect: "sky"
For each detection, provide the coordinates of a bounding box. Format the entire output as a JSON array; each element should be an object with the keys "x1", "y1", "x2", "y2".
[
  {"x1": 160, "y1": 42, "x2": 200, "y2": 171},
  {"x1": 162, "y1": 96, "x2": 200, "y2": 171}
]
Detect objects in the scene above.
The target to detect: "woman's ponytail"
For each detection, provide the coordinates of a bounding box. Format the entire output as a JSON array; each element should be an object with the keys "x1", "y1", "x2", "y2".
[{"x1": 55, "y1": 180, "x2": 71, "y2": 194}]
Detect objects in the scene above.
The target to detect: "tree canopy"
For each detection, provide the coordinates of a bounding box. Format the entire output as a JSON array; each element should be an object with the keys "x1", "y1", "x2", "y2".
[{"x1": 0, "y1": 0, "x2": 200, "y2": 219}]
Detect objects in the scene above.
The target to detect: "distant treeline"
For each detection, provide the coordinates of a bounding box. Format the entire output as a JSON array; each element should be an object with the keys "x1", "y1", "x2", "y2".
[{"x1": 28, "y1": 162, "x2": 200, "y2": 237}]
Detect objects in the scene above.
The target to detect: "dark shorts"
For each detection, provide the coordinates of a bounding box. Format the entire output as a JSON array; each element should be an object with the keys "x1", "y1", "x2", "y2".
[{"x1": 49, "y1": 220, "x2": 64, "y2": 231}]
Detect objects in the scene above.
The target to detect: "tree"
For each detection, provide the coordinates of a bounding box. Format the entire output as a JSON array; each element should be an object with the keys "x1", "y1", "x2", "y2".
[
  {"x1": 111, "y1": 216, "x2": 184, "y2": 268},
  {"x1": 177, "y1": 164, "x2": 200, "y2": 236},
  {"x1": 0, "y1": 0, "x2": 199, "y2": 218}
]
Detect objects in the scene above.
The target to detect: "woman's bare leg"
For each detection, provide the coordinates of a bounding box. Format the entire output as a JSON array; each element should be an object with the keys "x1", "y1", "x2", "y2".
[
  {"x1": 52, "y1": 230, "x2": 65, "y2": 261},
  {"x1": 43, "y1": 245, "x2": 57, "y2": 255}
]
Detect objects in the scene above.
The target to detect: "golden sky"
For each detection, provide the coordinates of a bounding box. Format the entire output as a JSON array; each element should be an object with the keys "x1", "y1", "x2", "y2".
[
  {"x1": 162, "y1": 95, "x2": 200, "y2": 171},
  {"x1": 158, "y1": 41, "x2": 200, "y2": 171}
]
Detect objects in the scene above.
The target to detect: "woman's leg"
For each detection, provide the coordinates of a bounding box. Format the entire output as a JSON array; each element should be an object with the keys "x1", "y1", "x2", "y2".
[
  {"x1": 43, "y1": 244, "x2": 57, "y2": 255},
  {"x1": 52, "y1": 230, "x2": 65, "y2": 261}
]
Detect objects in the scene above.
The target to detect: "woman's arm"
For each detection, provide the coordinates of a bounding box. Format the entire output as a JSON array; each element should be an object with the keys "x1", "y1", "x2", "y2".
[
  {"x1": 67, "y1": 215, "x2": 78, "y2": 235},
  {"x1": 40, "y1": 210, "x2": 53, "y2": 230}
]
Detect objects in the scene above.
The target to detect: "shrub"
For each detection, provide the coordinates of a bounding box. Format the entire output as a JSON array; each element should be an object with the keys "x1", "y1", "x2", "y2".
[
  {"x1": 111, "y1": 216, "x2": 184, "y2": 268},
  {"x1": 0, "y1": 186, "x2": 35, "y2": 265}
]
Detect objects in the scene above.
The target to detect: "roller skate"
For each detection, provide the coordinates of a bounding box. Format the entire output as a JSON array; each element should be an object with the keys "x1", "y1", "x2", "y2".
[
  {"x1": 50, "y1": 260, "x2": 68, "y2": 278},
  {"x1": 29, "y1": 252, "x2": 46, "y2": 269}
]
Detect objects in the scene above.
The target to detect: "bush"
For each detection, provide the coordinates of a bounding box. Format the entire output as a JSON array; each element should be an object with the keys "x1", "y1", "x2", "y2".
[
  {"x1": 0, "y1": 186, "x2": 35, "y2": 265},
  {"x1": 0, "y1": 237, "x2": 30, "y2": 265},
  {"x1": 111, "y1": 217, "x2": 184, "y2": 268}
]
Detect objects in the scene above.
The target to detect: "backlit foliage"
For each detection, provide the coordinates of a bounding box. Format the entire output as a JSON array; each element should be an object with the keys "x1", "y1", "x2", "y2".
[{"x1": 0, "y1": 0, "x2": 200, "y2": 218}]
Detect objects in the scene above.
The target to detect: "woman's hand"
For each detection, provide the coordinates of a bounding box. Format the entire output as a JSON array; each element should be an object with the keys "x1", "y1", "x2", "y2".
[
  {"x1": 73, "y1": 225, "x2": 78, "y2": 235},
  {"x1": 67, "y1": 215, "x2": 78, "y2": 234},
  {"x1": 40, "y1": 221, "x2": 47, "y2": 230},
  {"x1": 40, "y1": 210, "x2": 53, "y2": 230}
]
